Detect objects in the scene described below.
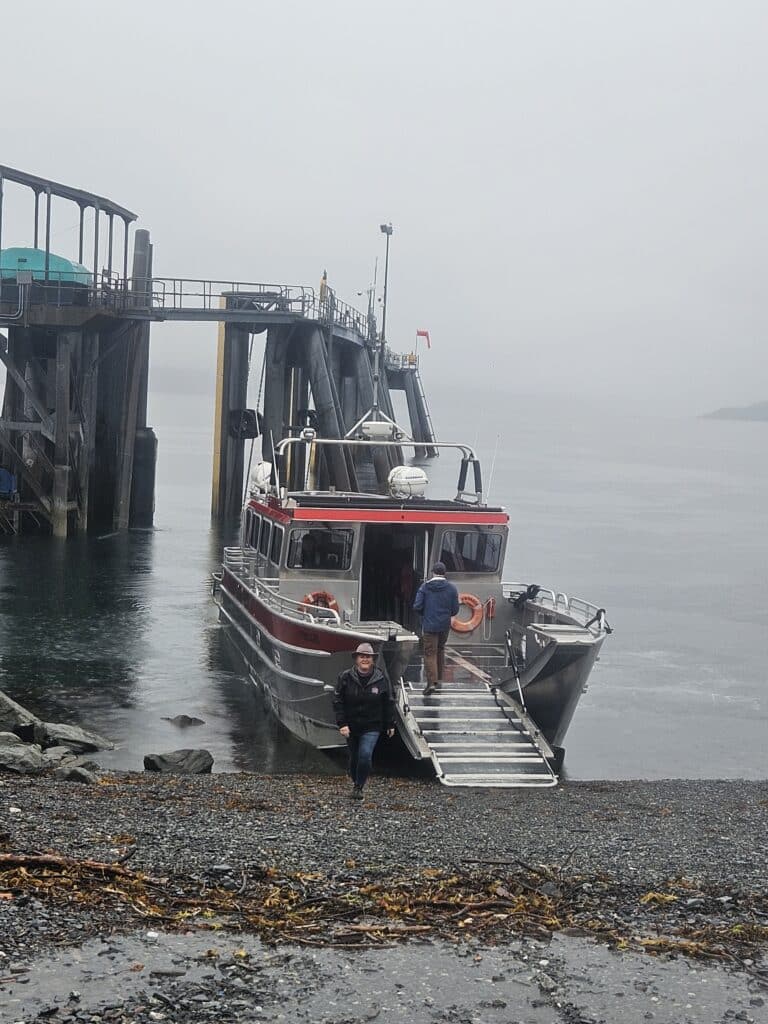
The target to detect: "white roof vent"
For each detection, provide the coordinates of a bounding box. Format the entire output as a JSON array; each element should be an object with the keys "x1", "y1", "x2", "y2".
[{"x1": 388, "y1": 465, "x2": 428, "y2": 498}]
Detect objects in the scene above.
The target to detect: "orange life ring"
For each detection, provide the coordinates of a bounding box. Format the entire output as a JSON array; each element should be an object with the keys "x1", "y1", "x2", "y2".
[
  {"x1": 451, "y1": 593, "x2": 484, "y2": 633},
  {"x1": 300, "y1": 590, "x2": 340, "y2": 616}
]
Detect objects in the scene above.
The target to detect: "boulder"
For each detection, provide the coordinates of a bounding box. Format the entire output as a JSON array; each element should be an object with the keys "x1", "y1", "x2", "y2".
[
  {"x1": 0, "y1": 732, "x2": 45, "y2": 774},
  {"x1": 143, "y1": 749, "x2": 214, "y2": 774},
  {"x1": 41, "y1": 745, "x2": 77, "y2": 767},
  {"x1": 0, "y1": 689, "x2": 113, "y2": 752},
  {"x1": 40, "y1": 721, "x2": 114, "y2": 753},
  {"x1": 53, "y1": 766, "x2": 98, "y2": 785},
  {"x1": 0, "y1": 690, "x2": 39, "y2": 727},
  {"x1": 162, "y1": 714, "x2": 205, "y2": 728}
]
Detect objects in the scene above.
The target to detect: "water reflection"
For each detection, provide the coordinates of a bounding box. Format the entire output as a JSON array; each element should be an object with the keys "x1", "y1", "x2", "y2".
[
  {"x1": 0, "y1": 521, "x2": 345, "y2": 775},
  {"x1": 0, "y1": 534, "x2": 151, "y2": 722}
]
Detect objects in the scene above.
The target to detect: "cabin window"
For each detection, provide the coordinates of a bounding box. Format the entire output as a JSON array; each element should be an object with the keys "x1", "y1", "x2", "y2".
[
  {"x1": 259, "y1": 519, "x2": 272, "y2": 558},
  {"x1": 249, "y1": 513, "x2": 262, "y2": 549},
  {"x1": 287, "y1": 526, "x2": 354, "y2": 571},
  {"x1": 270, "y1": 524, "x2": 284, "y2": 564},
  {"x1": 439, "y1": 529, "x2": 502, "y2": 573}
]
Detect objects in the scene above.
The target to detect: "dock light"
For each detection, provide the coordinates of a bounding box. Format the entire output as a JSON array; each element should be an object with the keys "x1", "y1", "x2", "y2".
[{"x1": 380, "y1": 223, "x2": 393, "y2": 236}]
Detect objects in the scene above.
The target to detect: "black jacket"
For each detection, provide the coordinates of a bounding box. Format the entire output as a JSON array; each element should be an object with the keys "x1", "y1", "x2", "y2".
[{"x1": 333, "y1": 665, "x2": 395, "y2": 734}]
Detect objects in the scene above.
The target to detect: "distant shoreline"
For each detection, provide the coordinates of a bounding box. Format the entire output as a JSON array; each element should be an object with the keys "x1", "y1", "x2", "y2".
[{"x1": 702, "y1": 399, "x2": 768, "y2": 422}]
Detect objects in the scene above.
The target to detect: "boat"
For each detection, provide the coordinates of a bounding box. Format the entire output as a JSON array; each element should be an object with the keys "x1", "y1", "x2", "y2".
[{"x1": 214, "y1": 427, "x2": 611, "y2": 788}]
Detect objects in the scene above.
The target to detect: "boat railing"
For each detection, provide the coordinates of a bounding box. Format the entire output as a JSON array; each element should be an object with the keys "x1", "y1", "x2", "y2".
[
  {"x1": 502, "y1": 582, "x2": 609, "y2": 635},
  {"x1": 275, "y1": 434, "x2": 483, "y2": 502},
  {"x1": 222, "y1": 547, "x2": 342, "y2": 625}
]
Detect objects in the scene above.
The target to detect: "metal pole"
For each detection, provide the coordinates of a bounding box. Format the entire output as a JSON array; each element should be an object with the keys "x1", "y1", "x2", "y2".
[
  {"x1": 0, "y1": 174, "x2": 3, "y2": 301},
  {"x1": 78, "y1": 205, "x2": 85, "y2": 263},
  {"x1": 93, "y1": 204, "x2": 100, "y2": 282},
  {"x1": 44, "y1": 189, "x2": 52, "y2": 281},
  {"x1": 107, "y1": 213, "x2": 114, "y2": 276},
  {"x1": 122, "y1": 218, "x2": 129, "y2": 283},
  {"x1": 373, "y1": 224, "x2": 393, "y2": 418},
  {"x1": 33, "y1": 190, "x2": 39, "y2": 247},
  {"x1": 380, "y1": 223, "x2": 392, "y2": 344}
]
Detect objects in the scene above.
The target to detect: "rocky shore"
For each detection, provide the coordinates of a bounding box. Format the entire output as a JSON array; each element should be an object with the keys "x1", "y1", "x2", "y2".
[{"x1": 1, "y1": 771, "x2": 767, "y2": 1023}]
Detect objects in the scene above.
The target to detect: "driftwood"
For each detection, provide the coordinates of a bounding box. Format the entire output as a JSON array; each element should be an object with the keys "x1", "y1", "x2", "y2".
[{"x1": 0, "y1": 852, "x2": 163, "y2": 884}]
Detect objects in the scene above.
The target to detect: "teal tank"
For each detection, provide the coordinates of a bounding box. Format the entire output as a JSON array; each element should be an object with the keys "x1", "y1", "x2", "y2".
[{"x1": 0, "y1": 247, "x2": 92, "y2": 284}]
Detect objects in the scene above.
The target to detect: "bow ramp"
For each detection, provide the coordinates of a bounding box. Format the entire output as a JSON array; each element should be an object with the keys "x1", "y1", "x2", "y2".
[{"x1": 401, "y1": 677, "x2": 557, "y2": 788}]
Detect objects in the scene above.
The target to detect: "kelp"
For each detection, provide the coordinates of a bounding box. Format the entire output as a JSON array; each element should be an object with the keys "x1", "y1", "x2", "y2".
[{"x1": 1, "y1": 852, "x2": 767, "y2": 973}]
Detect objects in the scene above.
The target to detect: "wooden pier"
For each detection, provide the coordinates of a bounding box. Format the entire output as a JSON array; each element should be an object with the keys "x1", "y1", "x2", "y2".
[{"x1": 0, "y1": 165, "x2": 437, "y2": 536}]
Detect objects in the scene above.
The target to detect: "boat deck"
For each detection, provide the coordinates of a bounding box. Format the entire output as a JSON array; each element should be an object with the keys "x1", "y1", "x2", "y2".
[{"x1": 398, "y1": 645, "x2": 557, "y2": 788}]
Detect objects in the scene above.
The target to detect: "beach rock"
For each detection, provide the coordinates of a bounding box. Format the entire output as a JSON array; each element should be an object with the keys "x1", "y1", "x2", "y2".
[
  {"x1": 40, "y1": 721, "x2": 114, "y2": 753},
  {"x1": 162, "y1": 714, "x2": 206, "y2": 728},
  {"x1": 1, "y1": 689, "x2": 113, "y2": 753},
  {"x1": 143, "y1": 749, "x2": 214, "y2": 774},
  {"x1": 0, "y1": 732, "x2": 45, "y2": 774},
  {"x1": 53, "y1": 766, "x2": 98, "y2": 784},
  {"x1": 41, "y1": 745, "x2": 77, "y2": 767},
  {"x1": 0, "y1": 689, "x2": 40, "y2": 727}
]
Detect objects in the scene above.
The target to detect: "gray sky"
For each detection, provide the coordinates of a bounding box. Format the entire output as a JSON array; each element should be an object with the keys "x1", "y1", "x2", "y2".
[{"x1": 2, "y1": 0, "x2": 767, "y2": 410}]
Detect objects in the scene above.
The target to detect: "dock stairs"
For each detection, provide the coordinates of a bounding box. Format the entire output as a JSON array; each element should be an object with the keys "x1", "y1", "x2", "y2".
[{"x1": 400, "y1": 676, "x2": 557, "y2": 788}]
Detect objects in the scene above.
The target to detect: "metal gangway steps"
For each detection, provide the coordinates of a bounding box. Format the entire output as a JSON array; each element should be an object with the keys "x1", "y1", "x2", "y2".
[{"x1": 400, "y1": 668, "x2": 557, "y2": 788}]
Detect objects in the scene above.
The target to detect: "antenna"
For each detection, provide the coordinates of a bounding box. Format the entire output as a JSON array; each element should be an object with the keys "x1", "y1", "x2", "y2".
[
  {"x1": 486, "y1": 434, "x2": 500, "y2": 504},
  {"x1": 373, "y1": 224, "x2": 393, "y2": 416}
]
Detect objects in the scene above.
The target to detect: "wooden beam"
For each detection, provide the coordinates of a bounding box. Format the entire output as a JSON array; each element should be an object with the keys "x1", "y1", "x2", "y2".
[
  {"x1": 52, "y1": 333, "x2": 72, "y2": 537},
  {"x1": 0, "y1": 427, "x2": 52, "y2": 513},
  {"x1": 0, "y1": 343, "x2": 54, "y2": 437}
]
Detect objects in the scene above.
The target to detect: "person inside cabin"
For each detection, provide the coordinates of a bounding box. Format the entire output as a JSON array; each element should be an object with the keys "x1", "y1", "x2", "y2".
[
  {"x1": 300, "y1": 532, "x2": 321, "y2": 568},
  {"x1": 413, "y1": 561, "x2": 459, "y2": 696},
  {"x1": 333, "y1": 643, "x2": 395, "y2": 801}
]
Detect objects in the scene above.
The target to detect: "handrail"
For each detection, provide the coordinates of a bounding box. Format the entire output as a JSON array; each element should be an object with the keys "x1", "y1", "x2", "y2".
[
  {"x1": 275, "y1": 434, "x2": 483, "y2": 502},
  {"x1": 223, "y1": 547, "x2": 341, "y2": 625},
  {"x1": 98, "y1": 276, "x2": 371, "y2": 334},
  {"x1": 276, "y1": 435, "x2": 477, "y2": 461},
  {"x1": 502, "y1": 581, "x2": 609, "y2": 634},
  {"x1": 1, "y1": 265, "x2": 373, "y2": 337}
]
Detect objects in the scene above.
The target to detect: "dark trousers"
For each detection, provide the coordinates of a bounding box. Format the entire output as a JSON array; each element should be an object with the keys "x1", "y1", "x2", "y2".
[
  {"x1": 423, "y1": 629, "x2": 449, "y2": 685},
  {"x1": 347, "y1": 729, "x2": 380, "y2": 789}
]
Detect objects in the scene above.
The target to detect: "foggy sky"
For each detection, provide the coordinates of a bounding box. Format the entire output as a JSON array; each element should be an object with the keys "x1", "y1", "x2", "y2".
[{"x1": 2, "y1": 0, "x2": 767, "y2": 411}]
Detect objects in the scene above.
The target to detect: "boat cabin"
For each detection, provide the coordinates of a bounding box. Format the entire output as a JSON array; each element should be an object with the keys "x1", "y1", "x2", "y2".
[{"x1": 241, "y1": 493, "x2": 508, "y2": 634}]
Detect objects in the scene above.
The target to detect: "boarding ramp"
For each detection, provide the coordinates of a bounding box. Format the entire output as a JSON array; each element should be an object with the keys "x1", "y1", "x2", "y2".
[{"x1": 396, "y1": 649, "x2": 557, "y2": 788}]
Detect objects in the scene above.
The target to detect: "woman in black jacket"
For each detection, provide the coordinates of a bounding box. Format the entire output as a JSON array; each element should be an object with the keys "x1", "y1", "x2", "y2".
[{"x1": 333, "y1": 643, "x2": 395, "y2": 800}]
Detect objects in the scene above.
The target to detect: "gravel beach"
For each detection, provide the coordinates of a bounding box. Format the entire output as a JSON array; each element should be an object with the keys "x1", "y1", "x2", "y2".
[{"x1": 1, "y1": 773, "x2": 767, "y2": 1023}]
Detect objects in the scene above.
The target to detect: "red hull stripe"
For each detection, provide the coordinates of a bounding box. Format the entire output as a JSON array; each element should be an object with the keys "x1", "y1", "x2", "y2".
[{"x1": 292, "y1": 508, "x2": 508, "y2": 525}]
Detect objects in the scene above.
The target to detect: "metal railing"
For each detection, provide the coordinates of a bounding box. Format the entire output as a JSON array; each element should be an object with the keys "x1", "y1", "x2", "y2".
[
  {"x1": 384, "y1": 347, "x2": 420, "y2": 371},
  {"x1": 502, "y1": 582, "x2": 608, "y2": 634},
  {"x1": 113, "y1": 276, "x2": 370, "y2": 335},
  {"x1": 223, "y1": 547, "x2": 341, "y2": 625},
  {"x1": 1, "y1": 268, "x2": 372, "y2": 338},
  {"x1": 0, "y1": 273, "x2": 93, "y2": 311}
]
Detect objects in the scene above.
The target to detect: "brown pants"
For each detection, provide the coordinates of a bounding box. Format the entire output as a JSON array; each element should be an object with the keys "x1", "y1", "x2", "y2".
[{"x1": 423, "y1": 630, "x2": 449, "y2": 685}]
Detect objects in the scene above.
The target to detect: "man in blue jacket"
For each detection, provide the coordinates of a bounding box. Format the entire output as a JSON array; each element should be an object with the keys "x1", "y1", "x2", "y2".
[{"x1": 413, "y1": 562, "x2": 459, "y2": 695}]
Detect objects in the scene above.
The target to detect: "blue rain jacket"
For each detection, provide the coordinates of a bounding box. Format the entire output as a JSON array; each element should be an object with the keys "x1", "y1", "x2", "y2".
[{"x1": 413, "y1": 577, "x2": 460, "y2": 633}]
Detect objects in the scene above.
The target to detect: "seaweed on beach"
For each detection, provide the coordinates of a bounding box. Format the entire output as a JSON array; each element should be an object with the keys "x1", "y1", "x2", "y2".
[{"x1": 1, "y1": 851, "x2": 767, "y2": 978}]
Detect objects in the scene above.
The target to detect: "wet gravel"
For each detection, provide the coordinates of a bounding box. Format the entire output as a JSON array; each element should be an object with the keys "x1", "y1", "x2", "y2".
[{"x1": 1, "y1": 772, "x2": 767, "y2": 1023}]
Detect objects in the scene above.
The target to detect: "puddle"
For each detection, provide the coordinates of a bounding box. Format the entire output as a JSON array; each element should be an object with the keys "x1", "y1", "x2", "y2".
[{"x1": 0, "y1": 929, "x2": 764, "y2": 1023}]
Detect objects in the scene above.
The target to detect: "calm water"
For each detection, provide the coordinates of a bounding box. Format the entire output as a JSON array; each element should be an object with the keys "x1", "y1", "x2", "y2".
[{"x1": 0, "y1": 383, "x2": 766, "y2": 780}]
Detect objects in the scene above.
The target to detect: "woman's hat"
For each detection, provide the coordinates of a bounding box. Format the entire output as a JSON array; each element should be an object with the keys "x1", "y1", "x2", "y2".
[{"x1": 354, "y1": 642, "x2": 375, "y2": 657}]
